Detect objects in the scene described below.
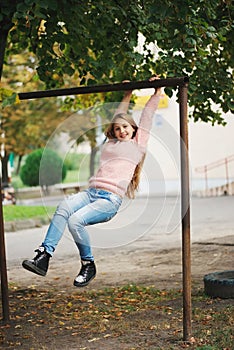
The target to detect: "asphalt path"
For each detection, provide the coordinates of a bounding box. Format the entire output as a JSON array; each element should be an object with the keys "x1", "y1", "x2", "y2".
[{"x1": 5, "y1": 195, "x2": 234, "y2": 270}]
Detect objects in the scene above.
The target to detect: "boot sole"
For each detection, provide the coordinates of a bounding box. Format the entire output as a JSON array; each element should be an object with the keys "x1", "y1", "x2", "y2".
[
  {"x1": 73, "y1": 274, "x2": 96, "y2": 288},
  {"x1": 22, "y1": 260, "x2": 47, "y2": 276}
]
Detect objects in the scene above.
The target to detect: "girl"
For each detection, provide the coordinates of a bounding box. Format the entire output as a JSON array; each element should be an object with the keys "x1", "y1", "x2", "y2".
[{"x1": 22, "y1": 79, "x2": 161, "y2": 287}]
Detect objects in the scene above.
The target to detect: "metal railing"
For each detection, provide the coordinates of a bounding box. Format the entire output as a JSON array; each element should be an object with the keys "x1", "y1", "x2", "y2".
[{"x1": 195, "y1": 154, "x2": 234, "y2": 196}]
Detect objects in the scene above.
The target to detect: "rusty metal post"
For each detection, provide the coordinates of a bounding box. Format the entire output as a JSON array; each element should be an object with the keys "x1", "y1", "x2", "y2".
[
  {"x1": 0, "y1": 174, "x2": 10, "y2": 323},
  {"x1": 179, "y1": 83, "x2": 192, "y2": 341}
]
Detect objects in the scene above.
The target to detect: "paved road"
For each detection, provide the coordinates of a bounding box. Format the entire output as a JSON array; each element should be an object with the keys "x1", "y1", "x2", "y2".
[{"x1": 5, "y1": 195, "x2": 234, "y2": 269}]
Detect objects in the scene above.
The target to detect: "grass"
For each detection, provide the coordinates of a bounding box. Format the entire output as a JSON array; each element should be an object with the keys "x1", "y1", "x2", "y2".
[
  {"x1": 3, "y1": 205, "x2": 56, "y2": 222},
  {"x1": 5, "y1": 166, "x2": 89, "y2": 223},
  {"x1": 62, "y1": 168, "x2": 89, "y2": 183}
]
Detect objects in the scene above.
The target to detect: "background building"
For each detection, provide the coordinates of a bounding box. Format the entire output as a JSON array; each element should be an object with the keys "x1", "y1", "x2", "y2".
[{"x1": 135, "y1": 89, "x2": 234, "y2": 196}]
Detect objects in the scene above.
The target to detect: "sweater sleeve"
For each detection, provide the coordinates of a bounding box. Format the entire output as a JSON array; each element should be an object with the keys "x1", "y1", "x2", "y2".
[{"x1": 135, "y1": 93, "x2": 160, "y2": 148}]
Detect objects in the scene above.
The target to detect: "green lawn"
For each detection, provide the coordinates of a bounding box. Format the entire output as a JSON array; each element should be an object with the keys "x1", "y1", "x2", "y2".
[
  {"x1": 4, "y1": 155, "x2": 91, "y2": 222},
  {"x1": 62, "y1": 168, "x2": 89, "y2": 183},
  {"x1": 5, "y1": 167, "x2": 88, "y2": 223},
  {"x1": 3, "y1": 205, "x2": 56, "y2": 222}
]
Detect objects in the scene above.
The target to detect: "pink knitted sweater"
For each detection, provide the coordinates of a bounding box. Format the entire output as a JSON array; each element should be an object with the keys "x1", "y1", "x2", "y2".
[{"x1": 89, "y1": 94, "x2": 160, "y2": 197}]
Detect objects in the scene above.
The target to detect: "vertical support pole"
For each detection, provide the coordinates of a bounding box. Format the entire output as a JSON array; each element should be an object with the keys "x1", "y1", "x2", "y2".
[
  {"x1": 0, "y1": 174, "x2": 10, "y2": 323},
  {"x1": 179, "y1": 83, "x2": 192, "y2": 341}
]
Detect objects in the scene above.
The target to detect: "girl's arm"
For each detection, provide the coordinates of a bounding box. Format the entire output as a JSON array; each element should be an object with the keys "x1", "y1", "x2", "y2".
[
  {"x1": 135, "y1": 87, "x2": 161, "y2": 148},
  {"x1": 114, "y1": 82, "x2": 133, "y2": 116}
]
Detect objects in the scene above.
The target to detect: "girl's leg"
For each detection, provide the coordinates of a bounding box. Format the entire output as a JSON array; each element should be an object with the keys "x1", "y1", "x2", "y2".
[
  {"x1": 22, "y1": 189, "x2": 122, "y2": 283},
  {"x1": 42, "y1": 191, "x2": 91, "y2": 256},
  {"x1": 22, "y1": 191, "x2": 91, "y2": 277},
  {"x1": 68, "y1": 190, "x2": 122, "y2": 261},
  {"x1": 69, "y1": 190, "x2": 122, "y2": 288}
]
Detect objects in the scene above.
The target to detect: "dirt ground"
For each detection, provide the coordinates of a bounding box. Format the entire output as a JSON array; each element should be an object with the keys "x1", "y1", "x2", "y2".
[
  {"x1": 7, "y1": 234, "x2": 234, "y2": 290},
  {"x1": 1, "y1": 235, "x2": 234, "y2": 350}
]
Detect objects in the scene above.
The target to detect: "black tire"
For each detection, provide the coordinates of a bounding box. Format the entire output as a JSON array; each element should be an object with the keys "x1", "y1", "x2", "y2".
[{"x1": 204, "y1": 270, "x2": 234, "y2": 299}]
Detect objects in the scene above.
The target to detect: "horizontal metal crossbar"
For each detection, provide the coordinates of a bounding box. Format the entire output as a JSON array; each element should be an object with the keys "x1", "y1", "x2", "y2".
[{"x1": 18, "y1": 76, "x2": 189, "y2": 100}]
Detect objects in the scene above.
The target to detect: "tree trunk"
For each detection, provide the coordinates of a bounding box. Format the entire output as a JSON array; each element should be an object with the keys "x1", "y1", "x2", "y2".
[
  {"x1": 1, "y1": 154, "x2": 9, "y2": 187},
  {"x1": 0, "y1": 19, "x2": 13, "y2": 79},
  {"x1": 16, "y1": 154, "x2": 23, "y2": 175},
  {"x1": 89, "y1": 146, "x2": 98, "y2": 177},
  {"x1": 0, "y1": 13, "x2": 14, "y2": 185},
  {"x1": 0, "y1": 30, "x2": 8, "y2": 78}
]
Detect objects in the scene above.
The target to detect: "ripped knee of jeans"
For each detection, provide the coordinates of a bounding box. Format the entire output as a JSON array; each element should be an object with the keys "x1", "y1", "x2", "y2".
[
  {"x1": 54, "y1": 201, "x2": 71, "y2": 219},
  {"x1": 67, "y1": 213, "x2": 86, "y2": 234}
]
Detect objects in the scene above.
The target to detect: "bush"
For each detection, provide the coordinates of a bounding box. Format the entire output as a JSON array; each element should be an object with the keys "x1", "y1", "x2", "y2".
[
  {"x1": 63, "y1": 153, "x2": 85, "y2": 171},
  {"x1": 20, "y1": 148, "x2": 67, "y2": 187}
]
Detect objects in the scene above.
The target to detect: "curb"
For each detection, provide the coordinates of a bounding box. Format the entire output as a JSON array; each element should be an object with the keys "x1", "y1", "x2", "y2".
[{"x1": 4, "y1": 217, "x2": 50, "y2": 232}]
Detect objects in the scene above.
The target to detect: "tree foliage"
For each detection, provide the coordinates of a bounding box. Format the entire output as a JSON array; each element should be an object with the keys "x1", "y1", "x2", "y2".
[
  {"x1": 0, "y1": 50, "x2": 105, "y2": 179},
  {"x1": 0, "y1": 0, "x2": 233, "y2": 184},
  {"x1": 0, "y1": 51, "x2": 70, "y2": 175},
  {"x1": 0, "y1": 0, "x2": 233, "y2": 124}
]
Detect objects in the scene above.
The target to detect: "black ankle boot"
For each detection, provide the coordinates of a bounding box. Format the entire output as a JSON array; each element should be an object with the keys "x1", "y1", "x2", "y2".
[
  {"x1": 74, "y1": 261, "x2": 96, "y2": 287},
  {"x1": 22, "y1": 247, "x2": 51, "y2": 276}
]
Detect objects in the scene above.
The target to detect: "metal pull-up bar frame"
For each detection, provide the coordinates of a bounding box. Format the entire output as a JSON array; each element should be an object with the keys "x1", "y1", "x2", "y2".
[
  {"x1": 18, "y1": 77, "x2": 189, "y2": 100},
  {"x1": 0, "y1": 77, "x2": 191, "y2": 340}
]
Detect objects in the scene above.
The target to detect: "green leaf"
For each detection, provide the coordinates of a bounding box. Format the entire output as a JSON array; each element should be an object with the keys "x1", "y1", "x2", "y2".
[
  {"x1": 227, "y1": 99, "x2": 234, "y2": 111},
  {"x1": 16, "y1": 2, "x2": 29, "y2": 12},
  {"x1": 0, "y1": 88, "x2": 20, "y2": 108},
  {"x1": 62, "y1": 65, "x2": 75, "y2": 76}
]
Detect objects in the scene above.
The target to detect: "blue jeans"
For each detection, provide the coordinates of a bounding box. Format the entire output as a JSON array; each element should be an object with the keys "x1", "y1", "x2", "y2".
[{"x1": 41, "y1": 188, "x2": 122, "y2": 261}]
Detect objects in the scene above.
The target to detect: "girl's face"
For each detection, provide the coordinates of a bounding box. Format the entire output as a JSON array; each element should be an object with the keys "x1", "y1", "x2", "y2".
[{"x1": 113, "y1": 118, "x2": 135, "y2": 141}]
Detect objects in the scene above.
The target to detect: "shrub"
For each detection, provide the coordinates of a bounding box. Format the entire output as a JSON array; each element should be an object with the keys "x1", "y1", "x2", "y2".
[
  {"x1": 20, "y1": 148, "x2": 67, "y2": 187},
  {"x1": 63, "y1": 153, "x2": 88, "y2": 171}
]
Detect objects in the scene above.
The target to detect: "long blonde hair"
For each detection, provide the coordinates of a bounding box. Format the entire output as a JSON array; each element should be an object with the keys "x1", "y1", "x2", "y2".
[{"x1": 105, "y1": 113, "x2": 145, "y2": 199}]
